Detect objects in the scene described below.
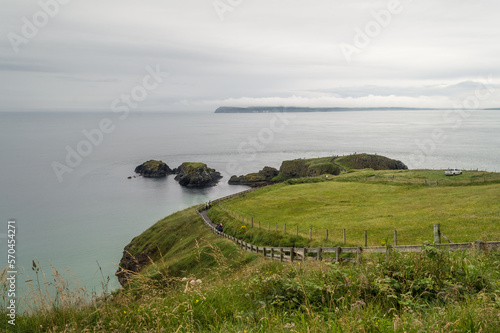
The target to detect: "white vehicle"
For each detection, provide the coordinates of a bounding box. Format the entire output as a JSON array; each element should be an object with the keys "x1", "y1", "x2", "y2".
[{"x1": 445, "y1": 168, "x2": 462, "y2": 176}]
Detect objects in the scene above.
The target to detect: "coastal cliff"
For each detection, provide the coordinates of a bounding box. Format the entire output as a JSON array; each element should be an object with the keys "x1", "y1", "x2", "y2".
[
  {"x1": 229, "y1": 154, "x2": 407, "y2": 187},
  {"x1": 214, "y1": 106, "x2": 439, "y2": 113},
  {"x1": 228, "y1": 166, "x2": 279, "y2": 187}
]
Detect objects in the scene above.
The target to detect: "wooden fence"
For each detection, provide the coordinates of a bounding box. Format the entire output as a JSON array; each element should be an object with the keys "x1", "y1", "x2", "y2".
[
  {"x1": 197, "y1": 206, "x2": 500, "y2": 263},
  {"x1": 198, "y1": 188, "x2": 500, "y2": 263},
  {"x1": 220, "y1": 207, "x2": 399, "y2": 246}
]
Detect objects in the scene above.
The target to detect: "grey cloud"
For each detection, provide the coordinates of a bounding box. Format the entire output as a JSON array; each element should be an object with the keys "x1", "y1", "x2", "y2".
[{"x1": 1, "y1": 0, "x2": 500, "y2": 112}]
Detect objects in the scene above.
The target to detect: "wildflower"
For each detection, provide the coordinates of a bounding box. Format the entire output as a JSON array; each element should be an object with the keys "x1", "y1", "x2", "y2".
[
  {"x1": 195, "y1": 299, "x2": 199, "y2": 303},
  {"x1": 381, "y1": 241, "x2": 386, "y2": 246},
  {"x1": 298, "y1": 262, "x2": 301, "y2": 266},
  {"x1": 123, "y1": 311, "x2": 126, "y2": 314}
]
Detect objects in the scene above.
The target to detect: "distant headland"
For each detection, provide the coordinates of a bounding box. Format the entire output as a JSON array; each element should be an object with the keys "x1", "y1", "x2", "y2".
[{"x1": 214, "y1": 106, "x2": 444, "y2": 113}]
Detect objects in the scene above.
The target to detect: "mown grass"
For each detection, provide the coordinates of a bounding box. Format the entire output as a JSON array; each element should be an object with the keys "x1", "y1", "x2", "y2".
[
  {"x1": 214, "y1": 170, "x2": 500, "y2": 246},
  {"x1": 334, "y1": 168, "x2": 500, "y2": 185}
]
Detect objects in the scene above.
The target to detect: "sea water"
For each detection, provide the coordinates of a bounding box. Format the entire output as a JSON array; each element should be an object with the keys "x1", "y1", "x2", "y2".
[{"x1": 0, "y1": 110, "x2": 499, "y2": 308}]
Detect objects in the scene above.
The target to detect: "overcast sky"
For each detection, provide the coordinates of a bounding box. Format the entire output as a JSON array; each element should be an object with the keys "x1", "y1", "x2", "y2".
[{"x1": 1, "y1": 0, "x2": 500, "y2": 112}]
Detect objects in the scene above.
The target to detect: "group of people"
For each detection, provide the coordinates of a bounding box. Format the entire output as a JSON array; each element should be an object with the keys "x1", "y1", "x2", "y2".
[{"x1": 205, "y1": 201, "x2": 213, "y2": 209}]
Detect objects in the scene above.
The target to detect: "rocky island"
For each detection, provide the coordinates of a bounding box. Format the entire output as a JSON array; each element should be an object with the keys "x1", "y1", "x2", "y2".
[
  {"x1": 229, "y1": 153, "x2": 407, "y2": 187},
  {"x1": 174, "y1": 162, "x2": 222, "y2": 187},
  {"x1": 134, "y1": 160, "x2": 173, "y2": 177},
  {"x1": 134, "y1": 160, "x2": 222, "y2": 187}
]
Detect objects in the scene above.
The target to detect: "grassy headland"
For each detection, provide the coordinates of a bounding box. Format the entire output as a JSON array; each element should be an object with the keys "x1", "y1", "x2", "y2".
[{"x1": 3, "y1": 169, "x2": 500, "y2": 332}]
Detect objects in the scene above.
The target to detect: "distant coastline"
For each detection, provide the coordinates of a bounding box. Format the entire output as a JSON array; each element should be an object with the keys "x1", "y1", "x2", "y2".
[{"x1": 214, "y1": 106, "x2": 446, "y2": 113}]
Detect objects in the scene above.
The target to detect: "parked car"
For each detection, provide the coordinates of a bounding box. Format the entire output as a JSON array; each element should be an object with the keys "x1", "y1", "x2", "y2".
[{"x1": 445, "y1": 168, "x2": 462, "y2": 176}]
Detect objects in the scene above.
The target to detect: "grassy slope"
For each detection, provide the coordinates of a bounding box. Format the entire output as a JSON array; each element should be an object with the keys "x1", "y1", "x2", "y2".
[
  {"x1": 125, "y1": 207, "x2": 258, "y2": 281},
  {"x1": 215, "y1": 170, "x2": 500, "y2": 246},
  {"x1": 6, "y1": 169, "x2": 500, "y2": 332}
]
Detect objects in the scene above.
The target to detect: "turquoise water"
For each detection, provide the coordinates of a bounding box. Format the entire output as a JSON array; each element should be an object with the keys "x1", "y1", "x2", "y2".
[{"x1": 1, "y1": 110, "x2": 499, "y2": 308}]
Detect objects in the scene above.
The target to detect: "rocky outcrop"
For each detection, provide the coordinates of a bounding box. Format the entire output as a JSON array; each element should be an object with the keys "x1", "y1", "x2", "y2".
[
  {"x1": 229, "y1": 166, "x2": 279, "y2": 187},
  {"x1": 115, "y1": 244, "x2": 154, "y2": 286},
  {"x1": 174, "y1": 162, "x2": 222, "y2": 187},
  {"x1": 135, "y1": 160, "x2": 172, "y2": 177}
]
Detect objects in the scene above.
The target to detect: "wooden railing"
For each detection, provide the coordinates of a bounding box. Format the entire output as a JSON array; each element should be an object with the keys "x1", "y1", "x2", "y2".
[
  {"x1": 197, "y1": 205, "x2": 500, "y2": 263},
  {"x1": 197, "y1": 187, "x2": 500, "y2": 262}
]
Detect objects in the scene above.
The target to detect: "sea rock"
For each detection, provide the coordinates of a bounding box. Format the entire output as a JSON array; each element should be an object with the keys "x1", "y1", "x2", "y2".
[
  {"x1": 229, "y1": 166, "x2": 279, "y2": 187},
  {"x1": 134, "y1": 160, "x2": 172, "y2": 178},
  {"x1": 174, "y1": 162, "x2": 222, "y2": 187}
]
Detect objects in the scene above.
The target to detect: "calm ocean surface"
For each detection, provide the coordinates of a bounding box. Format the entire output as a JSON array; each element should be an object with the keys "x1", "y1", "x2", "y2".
[{"x1": 1, "y1": 110, "x2": 499, "y2": 306}]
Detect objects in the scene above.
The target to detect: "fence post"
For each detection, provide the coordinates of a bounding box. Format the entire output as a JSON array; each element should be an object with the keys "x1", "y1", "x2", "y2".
[
  {"x1": 317, "y1": 247, "x2": 322, "y2": 261},
  {"x1": 251, "y1": 217, "x2": 253, "y2": 228},
  {"x1": 474, "y1": 240, "x2": 486, "y2": 251},
  {"x1": 309, "y1": 227, "x2": 312, "y2": 240},
  {"x1": 280, "y1": 248, "x2": 283, "y2": 262},
  {"x1": 302, "y1": 248, "x2": 307, "y2": 262},
  {"x1": 364, "y1": 230, "x2": 368, "y2": 247},
  {"x1": 271, "y1": 247, "x2": 274, "y2": 260},
  {"x1": 343, "y1": 229, "x2": 346, "y2": 244},
  {"x1": 385, "y1": 244, "x2": 392, "y2": 260},
  {"x1": 336, "y1": 247, "x2": 342, "y2": 263},
  {"x1": 356, "y1": 247, "x2": 362, "y2": 264},
  {"x1": 284, "y1": 224, "x2": 286, "y2": 234},
  {"x1": 263, "y1": 247, "x2": 266, "y2": 258},
  {"x1": 296, "y1": 225, "x2": 298, "y2": 236},
  {"x1": 434, "y1": 224, "x2": 441, "y2": 244},
  {"x1": 290, "y1": 247, "x2": 295, "y2": 262},
  {"x1": 326, "y1": 229, "x2": 328, "y2": 241},
  {"x1": 394, "y1": 230, "x2": 398, "y2": 246}
]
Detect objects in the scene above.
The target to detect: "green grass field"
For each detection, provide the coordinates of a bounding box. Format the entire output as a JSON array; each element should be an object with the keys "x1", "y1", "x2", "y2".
[
  {"x1": 215, "y1": 169, "x2": 500, "y2": 247},
  {"x1": 4, "y1": 169, "x2": 500, "y2": 332}
]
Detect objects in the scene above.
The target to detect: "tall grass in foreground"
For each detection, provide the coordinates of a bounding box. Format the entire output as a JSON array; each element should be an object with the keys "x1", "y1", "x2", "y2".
[
  {"x1": 4, "y1": 244, "x2": 500, "y2": 332},
  {"x1": 1, "y1": 260, "x2": 111, "y2": 333}
]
